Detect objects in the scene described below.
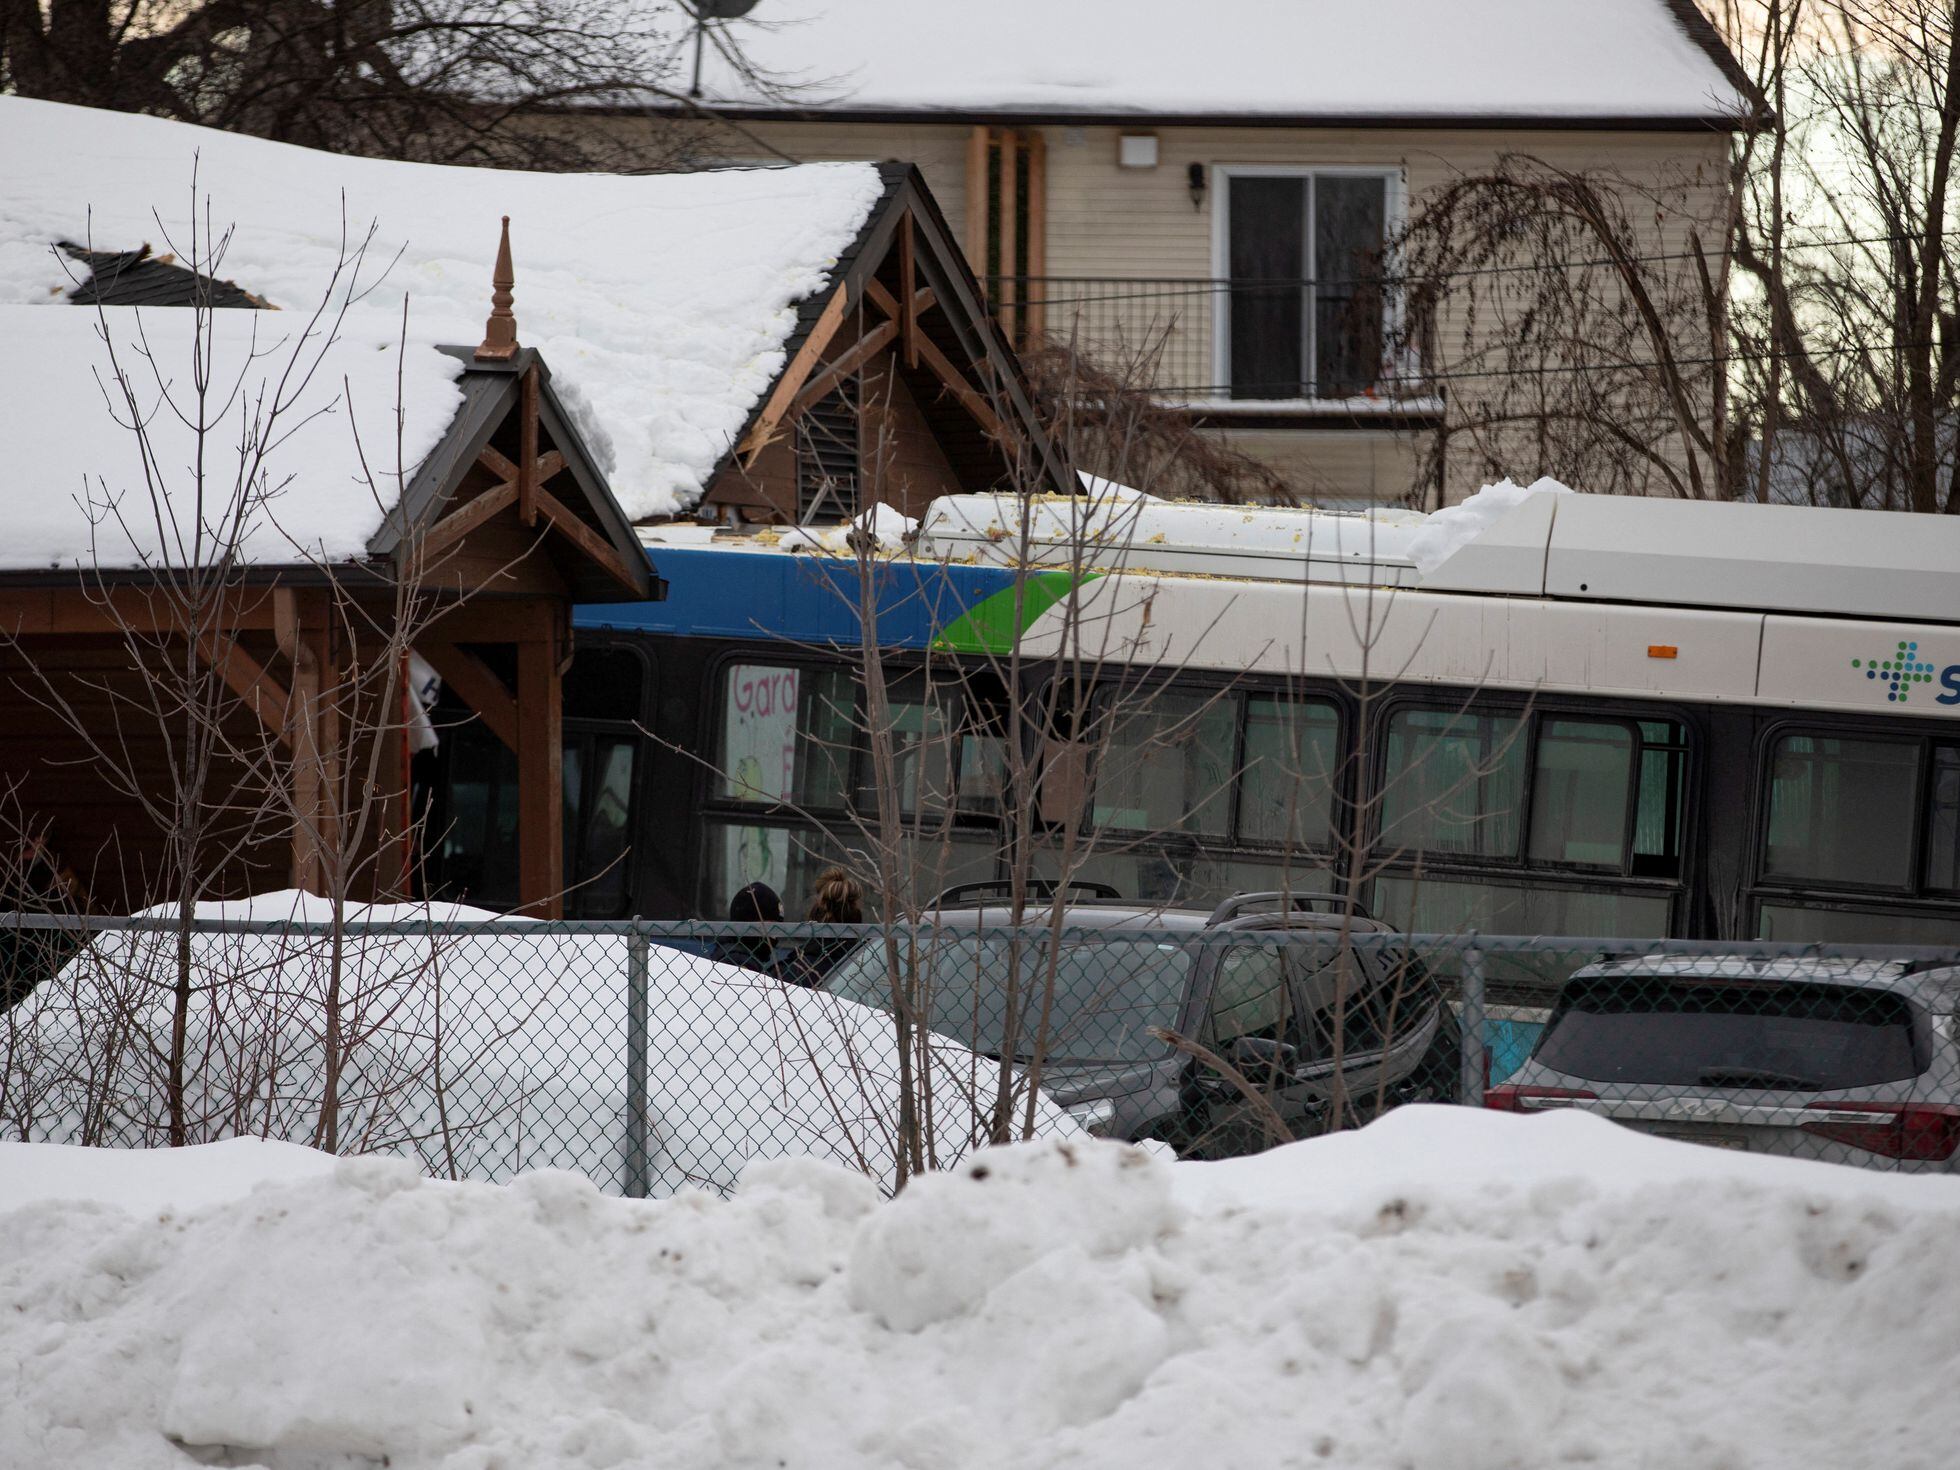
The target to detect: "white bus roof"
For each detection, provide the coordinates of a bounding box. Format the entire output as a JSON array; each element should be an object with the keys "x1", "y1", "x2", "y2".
[{"x1": 913, "y1": 489, "x2": 1960, "y2": 626}]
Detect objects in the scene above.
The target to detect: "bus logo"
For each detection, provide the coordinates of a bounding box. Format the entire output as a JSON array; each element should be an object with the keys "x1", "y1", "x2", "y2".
[{"x1": 1853, "y1": 640, "x2": 1960, "y2": 705}]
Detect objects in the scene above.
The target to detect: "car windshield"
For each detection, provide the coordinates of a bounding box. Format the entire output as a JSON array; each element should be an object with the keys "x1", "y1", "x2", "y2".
[
  {"x1": 822, "y1": 931, "x2": 1192, "y2": 1064},
  {"x1": 1534, "y1": 976, "x2": 1923, "y2": 1090}
]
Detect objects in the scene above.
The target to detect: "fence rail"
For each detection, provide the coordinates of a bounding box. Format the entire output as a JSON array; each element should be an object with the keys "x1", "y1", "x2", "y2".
[{"x1": 6, "y1": 913, "x2": 1958, "y2": 1194}]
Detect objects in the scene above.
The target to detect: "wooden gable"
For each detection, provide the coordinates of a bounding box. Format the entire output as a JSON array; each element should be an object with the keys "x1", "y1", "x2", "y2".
[{"x1": 701, "y1": 163, "x2": 1072, "y2": 526}]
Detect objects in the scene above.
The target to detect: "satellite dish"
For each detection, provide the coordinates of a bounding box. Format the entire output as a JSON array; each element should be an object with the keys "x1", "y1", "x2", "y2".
[{"x1": 689, "y1": 0, "x2": 760, "y2": 95}]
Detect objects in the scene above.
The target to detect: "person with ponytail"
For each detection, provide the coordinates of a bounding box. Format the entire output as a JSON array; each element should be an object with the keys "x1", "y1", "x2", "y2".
[{"x1": 785, "y1": 867, "x2": 864, "y2": 987}]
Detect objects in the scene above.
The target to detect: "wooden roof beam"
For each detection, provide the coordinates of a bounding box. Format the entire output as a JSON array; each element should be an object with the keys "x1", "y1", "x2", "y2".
[
  {"x1": 419, "y1": 638, "x2": 519, "y2": 753},
  {"x1": 739, "y1": 284, "x2": 852, "y2": 467}
]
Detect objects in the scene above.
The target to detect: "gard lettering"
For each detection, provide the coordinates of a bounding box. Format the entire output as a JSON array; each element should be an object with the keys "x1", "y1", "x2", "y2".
[{"x1": 1941, "y1": 665, "x2": 1960, "y2": 705}]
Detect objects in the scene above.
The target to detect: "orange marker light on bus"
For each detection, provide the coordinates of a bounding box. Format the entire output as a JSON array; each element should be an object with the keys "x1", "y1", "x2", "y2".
[{"x1": 1647, "y1": 645, "x2": 1679, "y2": 659}]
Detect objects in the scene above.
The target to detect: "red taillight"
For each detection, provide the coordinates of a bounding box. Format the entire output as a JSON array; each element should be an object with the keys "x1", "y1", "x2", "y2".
[
  {"x1": 1484, "y1": 1085, "x2": 1598, "y2": 1112},
  {"x1": 1799, "y1": 1102, "x2": 1960, "y2": 1162}
]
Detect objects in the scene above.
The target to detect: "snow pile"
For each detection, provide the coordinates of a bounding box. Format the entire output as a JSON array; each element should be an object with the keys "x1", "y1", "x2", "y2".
[
  {"x1": 1405, "y1": 474, "x2": 1575, "y2": 574},
  {"x1": 3, "y1": 890, "x2": 1073, "y2": 1196},
  {"x1": 0, "y1": 96, "x2": 884, "y2": 556},
  {"x1": 684, "y1": 0, "x2": 1752, "y2": 121},
  {"x1": 3, "y1": 1107, "x2": 1957, "y2": 1469},
  {"x1": 779, "y1": 501, "x2": 920, "y2": 554}
]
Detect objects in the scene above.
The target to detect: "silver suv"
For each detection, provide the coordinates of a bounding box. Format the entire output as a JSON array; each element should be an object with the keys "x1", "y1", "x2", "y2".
[
  {"x1": 821, "y1": 884, "x2": 1459, "y2": 1159},
  {"x1": 1491, "y1": 955, "x2": 1960, "y2": 1171}
]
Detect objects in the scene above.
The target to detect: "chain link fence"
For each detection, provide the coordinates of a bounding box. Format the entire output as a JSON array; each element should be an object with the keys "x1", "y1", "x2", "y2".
[{"x1": 3, "y1": 913, "x2": 1957, "y2": 1190}]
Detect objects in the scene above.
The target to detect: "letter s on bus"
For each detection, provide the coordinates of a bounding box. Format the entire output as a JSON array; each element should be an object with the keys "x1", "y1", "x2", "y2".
[{"x1": 1941, "y1": 665, "x2": 1960, "y2": 705}]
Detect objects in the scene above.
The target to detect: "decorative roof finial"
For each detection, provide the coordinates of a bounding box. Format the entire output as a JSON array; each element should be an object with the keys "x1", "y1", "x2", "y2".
[{"x1": 475, "y1": 216, "x2": 518, "y2": 362}]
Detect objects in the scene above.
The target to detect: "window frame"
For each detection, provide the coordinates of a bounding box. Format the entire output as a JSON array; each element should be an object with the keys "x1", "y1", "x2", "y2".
[
  {"x1": 1074, "y1": 678, "x2": 1349, "y2": 857},
  {"x1": 1749, "y1": 719, "x2": 1960, "y2": 902},
  {"x1": 1208, "y1": 163, "x2": 1409, "y2": 402},
  {"x1": 1368, "y1": 695, "x2": 1697, "y2": 889}
]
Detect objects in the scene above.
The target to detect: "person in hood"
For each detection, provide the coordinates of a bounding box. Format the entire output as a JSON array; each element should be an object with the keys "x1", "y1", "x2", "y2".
[{"x1": 717, "y1": 881, "x2": 783, "y2": 976}]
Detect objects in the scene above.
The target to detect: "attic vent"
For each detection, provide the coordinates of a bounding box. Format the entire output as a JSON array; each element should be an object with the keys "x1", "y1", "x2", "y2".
[{"x1": 796, "y1": 379, "x2": 860, "y2": 524}]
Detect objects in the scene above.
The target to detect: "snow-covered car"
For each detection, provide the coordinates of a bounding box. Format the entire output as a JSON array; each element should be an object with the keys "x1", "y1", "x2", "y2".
[
  {"x1": 1488, "y1": 955, "x2": 1960, "y2": 1171},
  {"x1": 0, "y1": 893, "x2": 1078, "y2": 1195}
]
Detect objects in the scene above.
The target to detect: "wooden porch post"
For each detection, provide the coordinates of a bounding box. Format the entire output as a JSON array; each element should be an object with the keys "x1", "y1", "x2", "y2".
[
  {"x1": 515, "y1": 599, "x2": 564, "y2": 918},
  {"x1": 276, "y1": 588, "x2": 327, "y2": 895}
]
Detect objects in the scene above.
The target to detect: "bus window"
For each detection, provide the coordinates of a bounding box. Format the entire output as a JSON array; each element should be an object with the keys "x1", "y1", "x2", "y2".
[
  {"x1": 1763, "y1": 734, "x2": 1917, "y2": 889},
  {"x1": 1527, "y1": 720, "x2": 1634, "y2": 868},
  {"x1": 1092, "y1": 690, "x2": 1237, "y2": 837},
  {"x1": 576, "y1": 738, "x2": 637, "y2": 914},
  {"x1": 1631, "y1": 721, "x2": 1689, "y2": 879},
  {"x1": 858, "y1": 684, "x2": 960, "y2": 818},
  {"x1": 1928, "y1": 747, "x2": 1960, "y2": 894},
  {"x1": 1380, "y1": 709, "x2": 1528, "y2": 858},
  {"x1": 717, "y1": 662, "x2": 854, "y2": 812},
  {"x1": 436, "y1": 728, "x2": 519, "y2": 908},
  {"x1": 564, "y1": 647, "x2": 645, "y2": 722},
  {"x1": 1240, "y1": 696, "x2": 1339, "y2": 848}
]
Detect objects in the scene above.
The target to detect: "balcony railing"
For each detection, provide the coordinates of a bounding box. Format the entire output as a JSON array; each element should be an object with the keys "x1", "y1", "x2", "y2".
[{"x1": 984, "y1": 275, "x2": 1435, "y2": 411}]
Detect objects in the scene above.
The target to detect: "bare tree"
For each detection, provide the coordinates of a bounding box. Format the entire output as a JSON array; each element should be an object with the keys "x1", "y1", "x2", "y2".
[
  {"x1": 0, "y1": 1, "x2": 795, "y2": 171},
  {"x1": 1731, "y1": 0, "x2": 1960, "y2": 511}
]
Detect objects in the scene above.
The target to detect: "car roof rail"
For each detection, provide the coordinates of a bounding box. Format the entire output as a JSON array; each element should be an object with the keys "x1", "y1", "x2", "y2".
[
  {"x1": 932, "y1": 879, "x2": 1124, "y2": 908},
  {"x1": 1205, "y1": 891, "x2": 1373, "y2": 926}
]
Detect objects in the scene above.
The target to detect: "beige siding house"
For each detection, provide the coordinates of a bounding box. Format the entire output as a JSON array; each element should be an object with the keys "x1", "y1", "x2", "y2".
[{"x1": 604, "y1": 0, "x2": 1758, "y2": 508}]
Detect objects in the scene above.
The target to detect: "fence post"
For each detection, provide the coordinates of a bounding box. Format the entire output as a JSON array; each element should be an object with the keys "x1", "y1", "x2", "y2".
[
  {"x1": 625, "y1": 924, "x2": 650, "y2": 1199},
  {"x1": 1460, "y1": 941, "x2": 1487, "y2": 1108}
]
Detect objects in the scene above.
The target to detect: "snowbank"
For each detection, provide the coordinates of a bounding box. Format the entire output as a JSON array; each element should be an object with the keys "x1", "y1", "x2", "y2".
[
  {"x1": 4, "y1": 1108, "x2": 1957, "y2": 1469},
  {"x1": 2, "y1": 891, "x2": 1074, "y2": 1196},
  {"x1": 0, "y1": 97, "x2": 884, "y2": 547}
]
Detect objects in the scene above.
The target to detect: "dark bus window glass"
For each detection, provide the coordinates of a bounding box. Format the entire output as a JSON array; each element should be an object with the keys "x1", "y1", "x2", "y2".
[
  {"x1": 576, "y1": 738, "x2": 637, "y2": 915},
  {"x1": 1928, "y1": 747, "x2": 1960, "y2": 893},
  {"x1": 1632, "y1": 721, "x2": 1688, "y2": 879},
  {"x1": 717, "y1": 663, "x2": 853, "y2": 810},
  {"x1": 563, "y1": 648, "x2": 645, "y2": 723},
  {"x1": 1534, "y1": 978, "x2": 1921, "y2": 1090},
  {"x1": 1380, "y1": 709, "x2": 1527, "y2": 858},
  {"x1": 1763, "y1": 734, "x2": 1917, "y2": 889},
  {"x1": 1240, "y1": 696, "x2": 1339, "y2": 848},
  {"x1": 561, "y1": 743, "x2": 584, "y2": 886},
  {"x1": 860, "y1": 688, "x2": 959, "y2": 818},
  {"x1": 437, "y1": 728, "x2": 518, "y2": 908},
  {"x1": 1528, "y1": 719, "x2": 1634, "y2": 868},
  {"x1": 1093, "y1": 691, "x2": 1236, "y2": 837}
]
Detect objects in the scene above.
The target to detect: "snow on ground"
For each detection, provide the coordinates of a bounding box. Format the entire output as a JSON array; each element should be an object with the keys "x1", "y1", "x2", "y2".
[
  {"x1": 0, "y1": 97, "x2": 884, "y2": 552},
  {"x1": 3, "y1": 1107, "x2": 1956, "y2": 1470},
  {"x1": 679, "y1": 0, "x2": 1752, "y2": 122},
  {"x1": 5, "y1": 891, "x2": 1072, "y2": 1196}
]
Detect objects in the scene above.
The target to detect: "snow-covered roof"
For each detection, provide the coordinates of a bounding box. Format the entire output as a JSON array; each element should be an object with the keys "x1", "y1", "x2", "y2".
[
  {"x1": 0, "y1": 96, "x2": 887, "y2": 567},
  {"x1": 681, "y1": 0, "x2": 1754, "y2": 125},
  {"x1": 0, "y1": 306, "x2": 466, "y2": 570}
]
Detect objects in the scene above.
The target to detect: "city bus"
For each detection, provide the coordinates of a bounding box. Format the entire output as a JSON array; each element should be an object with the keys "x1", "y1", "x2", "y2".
[{"x1": 417, "y1": 487, "x2": 1960, "y2": 947}]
